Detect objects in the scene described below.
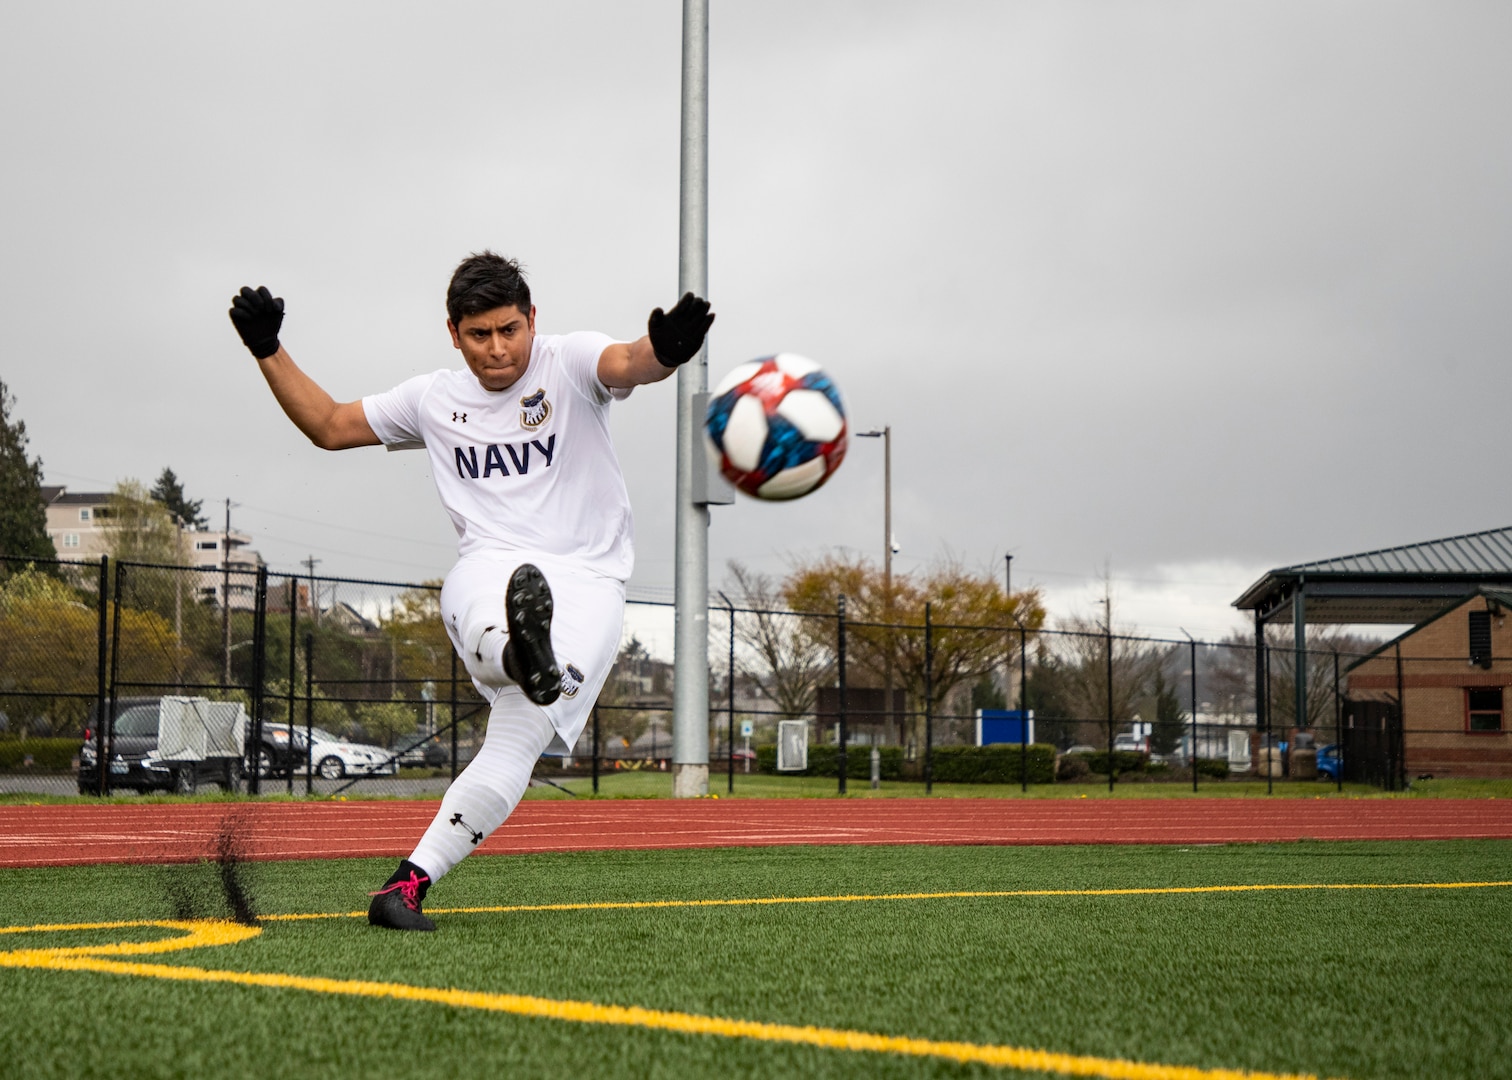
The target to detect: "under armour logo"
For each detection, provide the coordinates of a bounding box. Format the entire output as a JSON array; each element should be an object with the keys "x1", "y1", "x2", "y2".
[
  {"x1": 450, "y1": 812, "x2": 484, "y2": 846},
  {"x1": 452, "y1": 412, "x2": 467, "y2": 423}
]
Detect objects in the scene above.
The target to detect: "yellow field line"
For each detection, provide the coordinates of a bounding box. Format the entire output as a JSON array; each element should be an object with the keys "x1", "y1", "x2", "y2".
[
  {"x1": 0, "y1": 920, "x2": 1328, "y2": 1080},
  {"x1": 251, "y1": 879, "x2": 1512, "y2": 922}
]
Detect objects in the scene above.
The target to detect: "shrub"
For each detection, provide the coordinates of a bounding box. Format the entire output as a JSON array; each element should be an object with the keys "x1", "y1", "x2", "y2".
[
  {"x1": 1057, "y1": 753, "x2": 1090, "y2": 781},
  {"x1": 758, "y1": 743, "x2": 1057, "y2": 784},
  {"x1": 1078, "y1": 750, "x2": 1150, "y2": 777},
  {"x1": 1196, "y1": 757, "x2": 1230, "y2": 779},
  {"x1": 928, "y1": 744, "x2": 1057, "y2": 785},
  {"x1": 0, "y1": 737, "x2": 80, "y2": 771},
  {"x1": 756, "y1": 744, "x2": 904, "y2": 779}
]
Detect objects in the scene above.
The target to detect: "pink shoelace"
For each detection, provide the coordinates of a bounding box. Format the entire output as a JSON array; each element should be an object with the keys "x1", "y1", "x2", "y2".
[{"x1": 369, "y1": 871, "x2": 429, "y2": 911}]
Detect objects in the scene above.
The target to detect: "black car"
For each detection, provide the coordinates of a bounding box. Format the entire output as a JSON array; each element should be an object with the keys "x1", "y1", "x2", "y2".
[{"x1": 78, "y1": 697, "x2": 246, "y2": 796}]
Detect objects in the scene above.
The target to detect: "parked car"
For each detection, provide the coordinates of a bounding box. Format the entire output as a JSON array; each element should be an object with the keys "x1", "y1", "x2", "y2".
[
  {"x1": 78, "y1": 697, "x2": 247, "y2": 795},
  {"x1": 253, "y1": 723, "x2": 398, "y2": 781},
  {"x1": 250, "y1": 721, "x2": 307, "y2": 779},
  {"x1": 398, "y1": 738, "x2": 450, "y2": 769},
  {"x1": 1316, "y1": 743, "x2": 1342, "y2": 781}
]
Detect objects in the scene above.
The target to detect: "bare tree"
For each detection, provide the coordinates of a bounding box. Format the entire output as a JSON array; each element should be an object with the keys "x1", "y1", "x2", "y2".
[
  {"x1": 1049, "y1": 612, "x2": 1161, "y2": 731},
  {"x1": 724, "y1": 561, "x2": 834, "y2": 720},
  {"x1": 780, "y1": 552, "x2": 1046, "y2": 746},
  {"x1": 1208, "y1": 626, "x2": 1379, "y2": 731}
]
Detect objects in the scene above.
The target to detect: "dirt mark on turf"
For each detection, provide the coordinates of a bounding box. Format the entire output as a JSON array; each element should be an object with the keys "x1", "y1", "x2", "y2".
[{"x1": 158, "y1": 808, "x2": 258, "y2": 925}]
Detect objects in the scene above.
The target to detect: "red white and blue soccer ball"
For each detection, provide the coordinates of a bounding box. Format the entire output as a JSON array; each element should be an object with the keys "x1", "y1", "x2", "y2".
[{"x1": 704, "y1": 354, "x2": 848, "y2": 500}]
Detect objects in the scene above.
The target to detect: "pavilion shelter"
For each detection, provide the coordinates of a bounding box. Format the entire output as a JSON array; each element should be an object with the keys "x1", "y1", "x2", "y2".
[{"x1": 1233, "y1": 527, "x2": 1512, "y2": 783}]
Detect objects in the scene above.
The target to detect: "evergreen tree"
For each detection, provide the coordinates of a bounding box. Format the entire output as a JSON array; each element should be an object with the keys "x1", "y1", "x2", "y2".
[
  {"x1": 1150, "y1": 665, "x2": 1186, "y2": 755},
  {"x1": 0, "y1": 379, "x2": 56, "y2": 563},
  {"x1": 149, "y1": 467, "x2": 207, "y2": 529}
]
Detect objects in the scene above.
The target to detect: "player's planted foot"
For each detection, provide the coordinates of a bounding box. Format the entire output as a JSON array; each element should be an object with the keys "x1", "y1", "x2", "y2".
[
  {"x1": 368, "y1": 860, "x2": 436, "y2": 931},
  {"x1": 502, "y1": 563, "x2": 562, "y2": 706}
]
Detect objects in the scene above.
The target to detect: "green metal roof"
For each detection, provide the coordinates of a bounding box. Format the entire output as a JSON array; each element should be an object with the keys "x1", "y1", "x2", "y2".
[
  {"x1": 1271, "y1": 526, "x2": 1512, "y2": 576},
  {"x1": 1235, "y1": 527, "x2": 1512, "y2": 625}
]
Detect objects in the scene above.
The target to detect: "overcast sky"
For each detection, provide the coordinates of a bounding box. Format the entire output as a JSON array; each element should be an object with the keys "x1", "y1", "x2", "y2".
[{"x1": 5, "y1": 1, "x2": 1510, "y2": 652}]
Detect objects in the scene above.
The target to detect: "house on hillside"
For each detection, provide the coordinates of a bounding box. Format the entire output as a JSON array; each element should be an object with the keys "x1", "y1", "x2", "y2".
[
  {"x1": 1346, "y1": 589, "x2": 1512, "y2": 778},
  {"x1": 42, "y1": 487, "x2": 110, "y2": 558},
  {"x1": 41, "y1": 485, "x2": 264, "y2": 609}
]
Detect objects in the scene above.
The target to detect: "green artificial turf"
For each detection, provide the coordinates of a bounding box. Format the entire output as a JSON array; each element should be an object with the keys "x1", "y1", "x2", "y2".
[{"x1": 3, "y1": 841, "x2": 1510, "y2": 1079}]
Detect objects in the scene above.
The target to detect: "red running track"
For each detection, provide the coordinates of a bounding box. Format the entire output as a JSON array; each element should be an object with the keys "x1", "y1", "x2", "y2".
[{"x1": 2, "y1": 799, "x2": 1510, "y2": 869}]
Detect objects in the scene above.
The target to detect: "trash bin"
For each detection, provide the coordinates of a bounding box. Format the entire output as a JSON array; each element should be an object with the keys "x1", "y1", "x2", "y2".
[{"x1": 1291, "y1": 747, "x2": 1317, "y2": 781}]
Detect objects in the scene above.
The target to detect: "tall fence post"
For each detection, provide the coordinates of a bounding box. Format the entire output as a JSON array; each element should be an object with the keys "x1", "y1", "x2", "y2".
[
  {"x1": 105, "y1": 560, "x2": 125, "y2": 798},
  {"x1": 726, "y1": 594, "x2": 736, "y2": 795},
  {"x1": 449, "y1": 649, "x2": 459, "y2": 783},
  {"x1": 836, "y1": 594, "x2": 848, "y2": 796},
  {"x1": 1333, "y1": 649, "x2": 1343, "y2": 794},
  {"x1": 249, "y1": 566, "x2": 269, "y2": 797},
  {"x1": 1254, "y1": 613, "x2": 1268, "y2": 795},
  {"x1": 1257, "y1": 644, "x2": 1270, "y2": 792},
  {"x1": 924, "y1": 602, "x2": 934, "y2": 795},
  {"x1": 1393, "y1": 642, "x2": 1405, "y2": 792},
  {"x1": 1106, "y1": 622, "x2": 1115, "y2": 794},
  {"x1": 94, "y1": 556, "x2": 109, "y2": 798},
  {"x1": 1019, "y1": 623, "x2": 1029, "y2": 793},
  {"x1": 1189, "y1": 636, "x2": 1199, "y2": 794},
  {"x1": 287, "y1": 576, "x2": 297, "y2": 796},
  {"x1": 304, "y1": 631, "x2": 314, "y2": 796},
  {"x1": 592, "y1": 706, "x2": 601, "y2": 795}
]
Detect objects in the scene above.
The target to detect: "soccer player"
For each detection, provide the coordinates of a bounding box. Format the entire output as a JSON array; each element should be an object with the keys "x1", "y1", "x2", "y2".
[{"x1": 229, "y1": 253, "x2": 713, "y2": 930}]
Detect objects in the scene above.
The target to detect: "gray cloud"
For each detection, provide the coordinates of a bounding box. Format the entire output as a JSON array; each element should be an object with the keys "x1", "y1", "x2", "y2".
[{"x1": 6, "y1": 1, "x2": 1509, "y2": 639}]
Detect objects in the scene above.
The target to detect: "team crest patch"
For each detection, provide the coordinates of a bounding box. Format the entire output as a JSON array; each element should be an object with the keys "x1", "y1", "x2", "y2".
[
  {"x1": 560, "y1": 662, "x2": 585, "y2": 699},
  {"x1": 519, "y1": 388, "x2": 551, "y2": 428}
]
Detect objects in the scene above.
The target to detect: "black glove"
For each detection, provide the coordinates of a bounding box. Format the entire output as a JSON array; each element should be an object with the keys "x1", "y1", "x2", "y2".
[
  {"x1": 229, "y1": 285, "x2": 285, "y2": 360},
  {"x1": 648, "y1": 292, "x2": 715, "y2": 367}
]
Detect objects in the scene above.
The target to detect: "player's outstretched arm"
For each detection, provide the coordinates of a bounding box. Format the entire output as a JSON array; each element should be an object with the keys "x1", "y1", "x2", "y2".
[
  {"x1": 229, "y1": 286, "x2": 380, "y2": 450},
  {"x1": 598, "y1": 293, "x2": 715, "y2": 389}
]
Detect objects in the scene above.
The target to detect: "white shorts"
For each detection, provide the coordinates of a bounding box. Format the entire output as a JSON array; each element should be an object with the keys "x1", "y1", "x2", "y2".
[{"x1": 440, "y1": 550, "x2": 625, "y2": 753}]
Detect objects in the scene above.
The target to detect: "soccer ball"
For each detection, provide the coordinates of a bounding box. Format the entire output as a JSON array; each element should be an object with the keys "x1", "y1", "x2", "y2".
[{"x1": 704, "y1": 354, "x2": 848, "y2": 500}]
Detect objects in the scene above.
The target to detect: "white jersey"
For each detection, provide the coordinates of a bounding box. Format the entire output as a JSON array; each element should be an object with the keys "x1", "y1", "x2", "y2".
[{"x1": 362, "y1": 331, "x2": 635, "y2": 581}]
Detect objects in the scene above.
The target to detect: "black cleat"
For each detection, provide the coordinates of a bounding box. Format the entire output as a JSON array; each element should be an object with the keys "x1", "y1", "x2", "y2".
[
  {"x1": 368, "y1": 865, "x2": 435, "y2": 931},
  {"x1": 503, "y1": 563, "x2": 562, "y2": 706}
]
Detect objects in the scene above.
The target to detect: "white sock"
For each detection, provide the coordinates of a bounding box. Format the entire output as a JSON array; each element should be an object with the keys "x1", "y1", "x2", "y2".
[{"x1": 407, "y1": 697, "x2": 555, "y2": 883}]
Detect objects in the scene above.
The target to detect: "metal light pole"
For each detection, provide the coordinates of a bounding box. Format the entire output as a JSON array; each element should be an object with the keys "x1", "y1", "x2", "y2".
[
  {"x1": 671, "y1": 0, "x2": 712, "y2": 798},
  {"x1": 857, "y1": 427, "x2": 893, "y2": 740}
]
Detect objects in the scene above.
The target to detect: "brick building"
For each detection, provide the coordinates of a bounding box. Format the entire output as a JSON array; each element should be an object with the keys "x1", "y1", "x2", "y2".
[{"x1": 1346, "y1": 590, "x2": 1512, "y2": 779}]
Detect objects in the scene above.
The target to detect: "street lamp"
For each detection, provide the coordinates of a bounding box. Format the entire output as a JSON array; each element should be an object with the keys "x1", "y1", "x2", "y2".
[{"x1": 856, "y1": 427, "x2": 896, "y2": 741}]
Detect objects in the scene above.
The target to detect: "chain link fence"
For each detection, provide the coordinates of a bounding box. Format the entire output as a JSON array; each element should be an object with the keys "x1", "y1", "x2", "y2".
[{"x1": 6, "y1": 552, "x2": 1500, "y2": 799}]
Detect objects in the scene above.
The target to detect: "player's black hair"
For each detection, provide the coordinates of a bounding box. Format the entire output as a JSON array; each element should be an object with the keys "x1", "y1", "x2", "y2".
[{"x1": 447, "y1": 250, "x2": 532, "y2": 325}]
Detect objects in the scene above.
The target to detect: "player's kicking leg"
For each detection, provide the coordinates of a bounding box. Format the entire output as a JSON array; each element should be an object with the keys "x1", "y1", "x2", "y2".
[
  {"x1": 369, "y1": 558, "x2": 563, "y2": 931},
  {"x1": 369, "y1": 703, "x2": 557, "y2": 930}
]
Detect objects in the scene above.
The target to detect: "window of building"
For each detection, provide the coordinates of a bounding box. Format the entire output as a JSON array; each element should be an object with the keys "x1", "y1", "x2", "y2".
[
  {"x1": 1466, "y1": 688, "x2": 1503, "y2": 733},
  {"x1": 196, "y1": 540, "x2": 218, "y2": 551},
  {"x1": 62, "y1": 533, "x2": 80, "y2": 548},
  {"x1": 78, "y1": 508, "x2": 91, "y2": 522}
]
